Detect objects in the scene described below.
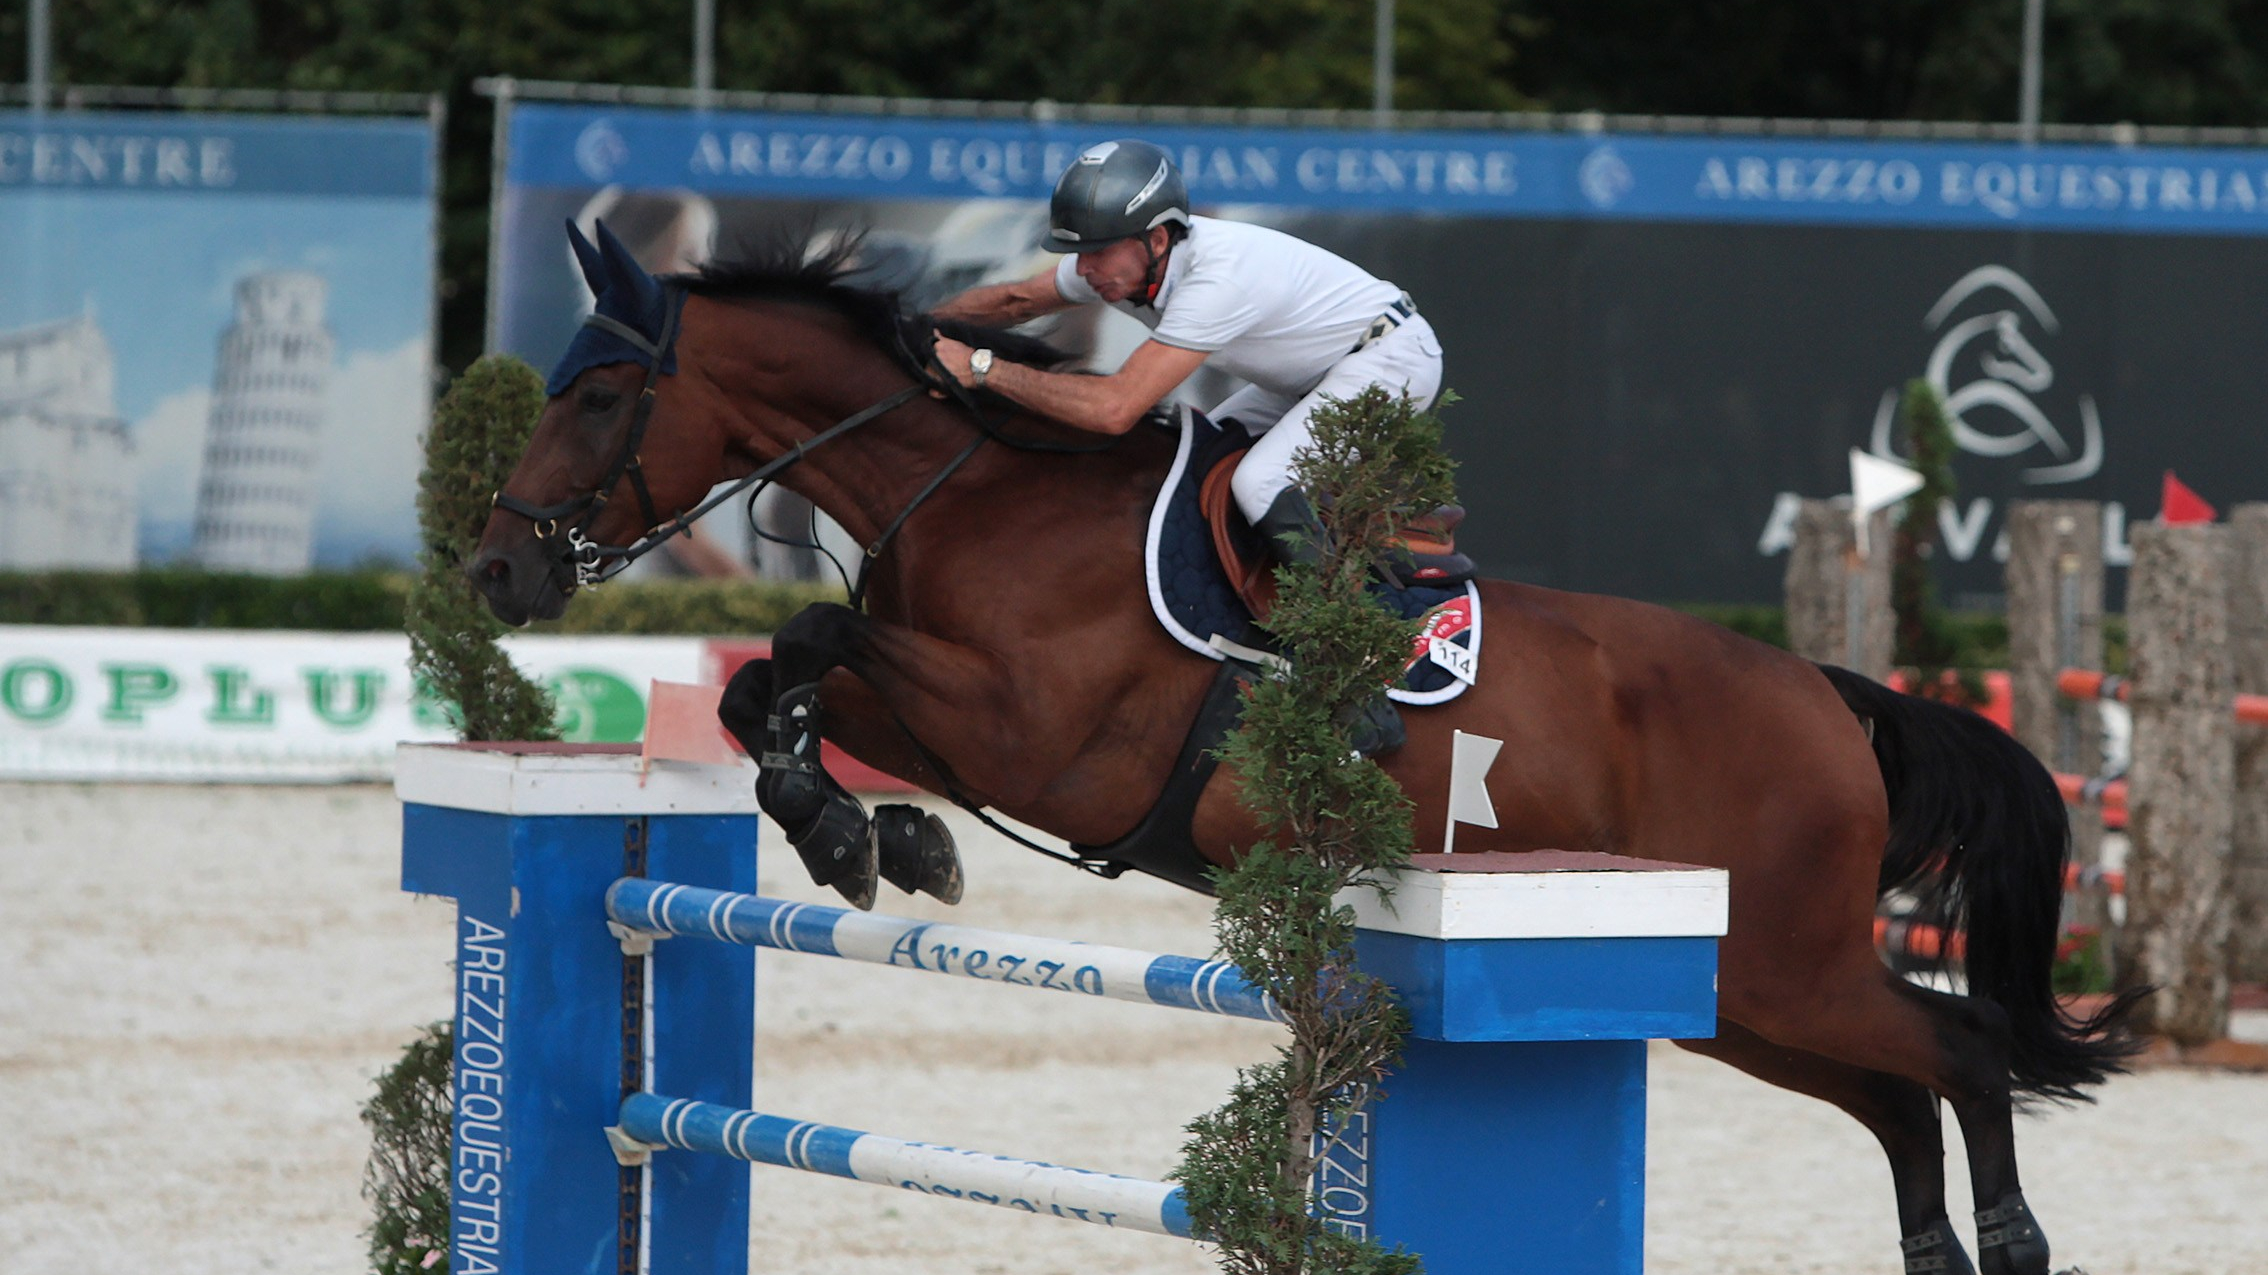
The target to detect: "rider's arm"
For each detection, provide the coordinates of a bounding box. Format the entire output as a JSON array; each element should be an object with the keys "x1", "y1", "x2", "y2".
[
  {"x1": 931, "y1": 266, "x2": 1076, "y2": 327},
  {"x1": 941, "y1": 336, "x2": 1210, "y2": 437}
]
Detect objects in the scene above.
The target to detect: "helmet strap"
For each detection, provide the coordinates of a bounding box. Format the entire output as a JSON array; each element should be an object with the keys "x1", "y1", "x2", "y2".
[{"x1": 1139, "y1": 231, "x2": 1169, "y2": 306}]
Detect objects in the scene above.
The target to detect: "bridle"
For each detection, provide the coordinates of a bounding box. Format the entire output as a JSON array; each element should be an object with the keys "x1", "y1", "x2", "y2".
[
  {"x1": 491, "y1": 284, "x2": 924, "y2": 596},
  {"x1": 492, "y1": 277, "x2": 1139, "y2": 878}
]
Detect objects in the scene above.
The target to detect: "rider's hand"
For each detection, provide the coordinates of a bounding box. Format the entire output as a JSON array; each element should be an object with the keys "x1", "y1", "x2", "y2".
[{"x1": 931, "y1": 331, "x2": 978, "y2": 392}]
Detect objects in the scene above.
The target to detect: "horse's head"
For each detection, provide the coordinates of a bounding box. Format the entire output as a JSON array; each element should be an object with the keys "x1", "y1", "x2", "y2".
[{"x1": 472, "y1": 221, "x2": 734, "y2": 624}]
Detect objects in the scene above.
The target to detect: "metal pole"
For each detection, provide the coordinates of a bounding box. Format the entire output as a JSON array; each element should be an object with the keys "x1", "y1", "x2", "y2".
[
  {"x1": 694, "y1": 0, "x2": 715, "y2": 104},
  {"x1": 29, "y1": 0, "x2": 51, "y2": 117},
  {"x1": 1372, "y1": 0, "x2": 1393, "y2": 127},
  {"x1": 2019, "y1": 0, "x2": 2044, "y2": 144},
  {"x1": 483, "y1": 77, "x2": 515, "y2": 356}
]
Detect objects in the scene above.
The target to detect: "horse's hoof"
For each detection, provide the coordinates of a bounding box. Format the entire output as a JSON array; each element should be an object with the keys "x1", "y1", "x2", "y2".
[
  {"x1": 874, "y1": 804, "x2": 962, "y2": 904},
  {"x1": 783, "y1": 793, "x2": 879, "y2": 910},
  {"x1": 829, "y1": 848, "x2": 879, "y2": 911}
]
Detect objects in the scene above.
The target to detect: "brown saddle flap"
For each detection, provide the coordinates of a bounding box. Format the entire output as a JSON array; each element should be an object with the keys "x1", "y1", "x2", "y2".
[{"x1": 1199, "y1": 447, "x2": 1278, "y2": 622}]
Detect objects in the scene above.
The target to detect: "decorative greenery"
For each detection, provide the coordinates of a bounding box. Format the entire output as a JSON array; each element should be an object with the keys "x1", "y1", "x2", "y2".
[
  {"x1": 2052, "y1": 926, "x2": 2113, "y2": 996},
  {"x1": 1891, "y1": 381, "x2": 1958, "y2": 665},
  {"x1": 404, "y1": 354, "x2": 562, "y2": 741},
  {"x1": 0, "y1": 567, "x2": 411, "y2": 629},
  {"x1": 361, "y1": 1021, "x2": 454, "y2": 1275},
  {"x1": 1176, "y1": 386, "x2": 1455, "y2": 1275},
  {"x1": 528, "y1": 576, "x2": 845, "y2": 635},
  {"x1": 0, "y1": 569, "x2": 841, "y2": 636}
]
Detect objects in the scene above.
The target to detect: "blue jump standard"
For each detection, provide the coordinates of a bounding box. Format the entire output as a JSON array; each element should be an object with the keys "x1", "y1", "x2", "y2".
[{"x1": 397, "y1": 744, "x2": 1729, "y2": 1275}]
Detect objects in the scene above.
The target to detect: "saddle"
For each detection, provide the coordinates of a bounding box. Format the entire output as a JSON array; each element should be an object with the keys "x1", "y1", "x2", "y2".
[{"x1": 1196, "y1": 445, "x2": 1478, "y2": 622}]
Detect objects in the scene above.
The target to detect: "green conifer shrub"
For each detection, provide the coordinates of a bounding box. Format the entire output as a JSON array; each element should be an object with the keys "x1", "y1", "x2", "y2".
[
  {"x1": 405, "y1": 355, "x2": 560, "y2": 741},
  {"x1": 1177, "y1": 387, "x2": 1456, "y2": 1275}
]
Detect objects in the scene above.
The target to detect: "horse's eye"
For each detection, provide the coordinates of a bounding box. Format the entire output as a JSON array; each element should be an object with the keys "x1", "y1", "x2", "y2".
[{"x1": 579, "y1": 385, "x2": 621, "y2": 415}]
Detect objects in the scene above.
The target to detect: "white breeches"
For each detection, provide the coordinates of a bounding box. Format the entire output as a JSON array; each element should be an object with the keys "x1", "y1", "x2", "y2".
[{"x1": 1210, "y1": 315, "x2": 1445, "y2": 523}]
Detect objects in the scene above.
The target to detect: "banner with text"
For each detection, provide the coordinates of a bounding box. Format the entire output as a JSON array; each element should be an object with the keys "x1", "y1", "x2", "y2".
[
  {"x1": 0, "y1": 627, "x2": 703, "y2": 781},
  {"x1": 497, "y1": 102, "x2": 2268, "y2": 604}
]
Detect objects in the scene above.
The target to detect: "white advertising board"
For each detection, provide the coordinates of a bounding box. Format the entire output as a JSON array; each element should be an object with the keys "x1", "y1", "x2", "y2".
[{"x1": 0, "y1": 626, "x2": 707, "y2": 782}]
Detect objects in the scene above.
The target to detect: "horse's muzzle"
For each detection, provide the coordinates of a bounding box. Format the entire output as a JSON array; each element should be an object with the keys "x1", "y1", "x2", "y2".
[{"x1": 468, "y1": 536, "x2": 572, "y2": 626}]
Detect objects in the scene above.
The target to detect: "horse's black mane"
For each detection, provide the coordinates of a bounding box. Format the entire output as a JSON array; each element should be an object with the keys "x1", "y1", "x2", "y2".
[{"x1": 685, "y1": 233, "x2": 1075, "y2": 374}]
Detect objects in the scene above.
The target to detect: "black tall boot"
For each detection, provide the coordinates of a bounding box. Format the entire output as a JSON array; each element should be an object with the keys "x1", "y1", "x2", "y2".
[
  {"x1": 1253, "y1": 487, "x2": 1329, "y2": 571},
  {"x1": 1252, "y1": 489, "x2": 1405, "y2": 756}
]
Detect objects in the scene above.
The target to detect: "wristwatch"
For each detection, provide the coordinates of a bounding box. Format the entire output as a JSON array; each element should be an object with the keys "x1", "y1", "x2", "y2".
[{"x1": 970, "y1": 348, "x2": 994, "y2": 388}]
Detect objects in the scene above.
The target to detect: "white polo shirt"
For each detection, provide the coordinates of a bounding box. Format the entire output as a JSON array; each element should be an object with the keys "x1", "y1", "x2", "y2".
[{"x1": 1053, "y1": 215, "x2": 1406, "y2": 399}]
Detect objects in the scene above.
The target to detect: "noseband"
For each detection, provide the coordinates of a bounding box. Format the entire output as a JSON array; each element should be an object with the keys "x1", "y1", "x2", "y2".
[{"x1": 491, "y1": 285, "x2": 922, "y2": 593}]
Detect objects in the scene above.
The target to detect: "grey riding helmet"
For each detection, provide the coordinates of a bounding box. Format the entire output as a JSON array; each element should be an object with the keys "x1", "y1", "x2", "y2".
[{"x1": 1044, "y1": 140, "x2": 1191, "y2": 253}]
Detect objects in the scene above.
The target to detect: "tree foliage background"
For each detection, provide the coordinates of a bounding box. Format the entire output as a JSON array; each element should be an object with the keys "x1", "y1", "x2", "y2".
[{"x1": 7, "y1": 1, "x2": 2265, "y2": 373}]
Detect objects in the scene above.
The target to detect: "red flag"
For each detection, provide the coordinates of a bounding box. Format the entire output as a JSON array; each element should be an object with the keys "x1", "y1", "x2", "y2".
[{"x1": 2160, "y1": 471, "x2": 2218, "y2": 525}]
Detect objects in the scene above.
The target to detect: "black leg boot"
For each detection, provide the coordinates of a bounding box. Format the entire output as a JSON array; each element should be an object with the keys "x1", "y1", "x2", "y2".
[
  {"x1": 1252, "y1": 489, "x2": 1405, "y2": 757},
  {"x1": 756, "y1": 681, "x2": 879, "y2": 909}
]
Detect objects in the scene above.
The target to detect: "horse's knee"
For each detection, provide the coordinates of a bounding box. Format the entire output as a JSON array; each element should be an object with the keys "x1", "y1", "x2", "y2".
[{"x1": 774, "y1": 601, "x2": 861, "y2": 650}]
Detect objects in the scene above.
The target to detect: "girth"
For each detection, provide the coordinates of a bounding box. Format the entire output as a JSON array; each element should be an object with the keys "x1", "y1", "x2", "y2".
[{"x1": 1071, "y1": 657, "x2": 1258, "y2": 894}]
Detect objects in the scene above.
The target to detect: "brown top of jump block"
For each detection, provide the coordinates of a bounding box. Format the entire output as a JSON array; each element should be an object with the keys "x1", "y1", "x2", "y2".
[{"x1": 1405, "y1": 850, "x2": 1714, "y2": 875}]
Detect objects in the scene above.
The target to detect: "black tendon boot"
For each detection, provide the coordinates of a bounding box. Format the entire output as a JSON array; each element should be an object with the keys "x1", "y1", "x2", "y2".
[
  {"x1": 1900, "y1": 1219, "x2": 1979, "y2": 1275},
  {"x1": 1253, "y1": 489, "x2": 1405, "y2": 756},
  {"x1": 1973, "y1": 1192, "x2": 2053, "y2": 1275},
  {"x1": 756, "y1": 681, "x2": 878, "y2": 909}
]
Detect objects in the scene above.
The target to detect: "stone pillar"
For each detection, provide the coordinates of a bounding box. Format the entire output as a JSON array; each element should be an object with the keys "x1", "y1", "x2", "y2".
[
  {"x1": 1784, "y1": 500, "x2": 1894, "y2": 681},
  {"x1": 2228, "y1": 504, "x2": 2268, "y2": 986},
  {"x1": 2003, "y1": 501, "x2": 2107, "y2": 932},
  {"x1": 2115, "y1": 524, "x2": 2235, "y2": 1043}
]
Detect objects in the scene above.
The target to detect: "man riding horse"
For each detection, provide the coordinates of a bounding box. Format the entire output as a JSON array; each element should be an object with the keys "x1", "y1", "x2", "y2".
[{"x1": 931, "y1": 141, "x2": 1448, "y2": 746}]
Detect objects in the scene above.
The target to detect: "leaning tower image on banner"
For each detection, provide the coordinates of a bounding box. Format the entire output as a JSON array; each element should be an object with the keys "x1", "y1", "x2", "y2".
[{"x1": 192, "y1": 273, "x2": 335, "y2": 573}]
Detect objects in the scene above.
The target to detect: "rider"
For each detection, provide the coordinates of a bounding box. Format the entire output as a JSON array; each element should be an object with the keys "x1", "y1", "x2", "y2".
[{"x1": 930, "y1": 138, "x2": 1445, "y2": 578}]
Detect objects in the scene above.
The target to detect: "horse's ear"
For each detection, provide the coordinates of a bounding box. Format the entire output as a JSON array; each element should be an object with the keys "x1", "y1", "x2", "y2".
[
  {"x1": 593, "y1": 219, "x2": 665, "y2": 315},
  {"x1": 566, "y1": 220, "x2": 607, "y2": 297}
]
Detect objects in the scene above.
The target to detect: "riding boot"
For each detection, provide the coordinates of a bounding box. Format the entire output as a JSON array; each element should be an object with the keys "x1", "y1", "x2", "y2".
[
  {"x1": 1252, "y1": 487, "x2": 1329, "y2": 571},
  {"x1": 1253, "y1": 488, "x2": 1405, "y2": 757}
]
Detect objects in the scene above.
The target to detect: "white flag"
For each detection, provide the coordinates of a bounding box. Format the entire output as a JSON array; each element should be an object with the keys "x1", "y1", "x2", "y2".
[
  {"x1": 1848, "y1": 449, "x2": 1925, "y2": 556},
  {"x1": 1443, "y1": 730, "x2": 1503, "y2": 854}
]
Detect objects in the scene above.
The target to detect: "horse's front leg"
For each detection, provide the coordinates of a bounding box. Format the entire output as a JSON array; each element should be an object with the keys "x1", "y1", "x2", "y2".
[{"x1": 716, "y1": 605, "x2": 963, "y2": 911}]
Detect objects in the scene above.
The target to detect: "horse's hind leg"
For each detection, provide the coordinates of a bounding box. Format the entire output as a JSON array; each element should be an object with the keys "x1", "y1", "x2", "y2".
[
  {"x1": 1677, "y1": 1021, "x2": 1979, "y2": 1275},
  {"x1": 1737, "y1": 958, "x2": 2058, "y2": 1275}
]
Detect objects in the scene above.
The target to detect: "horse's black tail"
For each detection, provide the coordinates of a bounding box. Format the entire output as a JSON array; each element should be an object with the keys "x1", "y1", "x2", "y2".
[{"x1": 1816, "y1": 663, "x2": 2147, "y2": 1103}]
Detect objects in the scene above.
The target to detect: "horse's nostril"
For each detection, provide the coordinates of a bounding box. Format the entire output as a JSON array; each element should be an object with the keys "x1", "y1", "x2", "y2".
[{"x1": 482, "y1": 557, "x2": 510, "y2": 582}]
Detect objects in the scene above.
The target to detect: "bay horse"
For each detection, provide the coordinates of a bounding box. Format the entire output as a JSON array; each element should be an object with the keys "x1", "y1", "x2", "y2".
[{"x1": 473, "y1": 223, "x2": 2137, "y2": 1275}]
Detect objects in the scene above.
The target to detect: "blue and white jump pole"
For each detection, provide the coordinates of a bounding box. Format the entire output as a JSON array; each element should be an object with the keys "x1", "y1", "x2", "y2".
[{"x1": 398, "y1": 742, "x2": 1727, "y2": 1275}]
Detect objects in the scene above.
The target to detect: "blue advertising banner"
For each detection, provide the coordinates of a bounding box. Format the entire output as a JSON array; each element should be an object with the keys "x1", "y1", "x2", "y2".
[
  {"x1": 511, "y1": 102, "x2": 2268, "y2": 236},
  {"x1": 1, "y1": 110, "x2": 437, "y2": 572},
  {"x1": 497, "y1": 101, "x2": 2268, "y2": 605}
]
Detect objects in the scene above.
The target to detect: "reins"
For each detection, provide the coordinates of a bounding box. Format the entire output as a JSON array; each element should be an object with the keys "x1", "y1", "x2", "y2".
[{"x1": 492, "y1": 281, "x2": 1139, "y2": 878}]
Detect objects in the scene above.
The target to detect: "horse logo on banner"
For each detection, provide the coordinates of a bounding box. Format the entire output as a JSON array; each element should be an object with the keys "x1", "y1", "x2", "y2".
[{"x1": 1870, "y1": 264, "x2": 2105, "y2": 487}]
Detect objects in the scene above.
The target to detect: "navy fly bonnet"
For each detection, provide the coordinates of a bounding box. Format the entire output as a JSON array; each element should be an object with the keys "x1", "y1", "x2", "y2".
[{"x1": 547, "y1": 219, "x2": 684, "y2": 396}]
